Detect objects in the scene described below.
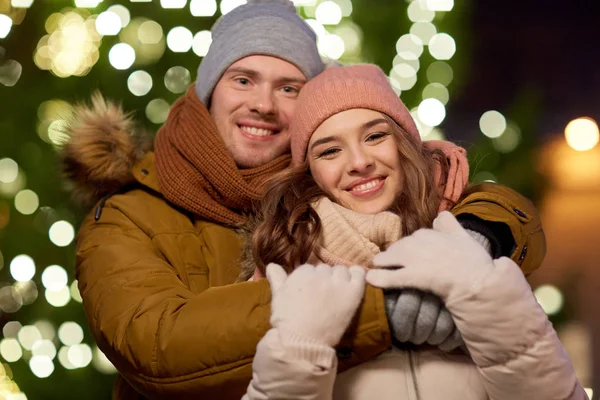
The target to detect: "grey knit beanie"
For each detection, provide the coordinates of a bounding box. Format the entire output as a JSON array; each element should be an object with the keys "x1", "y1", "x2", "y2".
[{"x1": 196, "y1": 0, "x2": 324, "y2": 105}]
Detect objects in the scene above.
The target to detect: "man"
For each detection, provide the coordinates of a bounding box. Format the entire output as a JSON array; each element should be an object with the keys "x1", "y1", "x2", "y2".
[{"x1": 61, "y1": 0, "x2": 545, "y2": 399}]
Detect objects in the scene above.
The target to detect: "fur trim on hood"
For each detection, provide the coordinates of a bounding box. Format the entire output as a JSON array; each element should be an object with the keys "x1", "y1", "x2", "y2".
[{"x1": 60, "y1": 92, "x2": 153, "y2": 208}]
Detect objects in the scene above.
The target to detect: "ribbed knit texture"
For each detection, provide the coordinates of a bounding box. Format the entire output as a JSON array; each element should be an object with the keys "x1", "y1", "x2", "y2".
[
  {"x1": 311, "y1": 197, "x2": 402, "y2": 267},
  {"x1": 195, "y1": 0, "x2": 323, "y2": 104},
  {"x1": 289, "y1": 64, "x2": 469, "y2": 211},
  {"x1": 290, "y1": 64, "x2": 420, "y2": 165},
  {"x1": 154, "y1": 87, "x2": 291, "y2": 226}
]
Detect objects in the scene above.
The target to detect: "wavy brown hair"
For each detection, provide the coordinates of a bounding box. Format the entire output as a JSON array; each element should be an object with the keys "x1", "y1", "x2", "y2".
[{"x1": 240, "y1": 114, "x2": 451, "y2": 280}]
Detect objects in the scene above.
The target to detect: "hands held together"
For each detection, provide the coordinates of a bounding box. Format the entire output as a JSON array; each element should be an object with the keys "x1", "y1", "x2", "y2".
[{"x1": 267, "y1": 211, "x2": 495, "y2": 350}]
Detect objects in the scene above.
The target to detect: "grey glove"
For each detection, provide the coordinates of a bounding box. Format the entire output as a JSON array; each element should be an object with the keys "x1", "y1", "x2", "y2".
[{"x1": 384, "y1": 289, "x2": 464, "y2": 352}]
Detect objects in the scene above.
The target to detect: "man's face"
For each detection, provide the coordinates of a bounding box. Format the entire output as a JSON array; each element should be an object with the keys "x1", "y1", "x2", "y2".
[{"x1": 210, "y1": 55, "x2": 308, "y2": 168}]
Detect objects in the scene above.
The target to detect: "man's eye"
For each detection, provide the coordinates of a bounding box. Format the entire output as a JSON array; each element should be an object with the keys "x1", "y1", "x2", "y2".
[
  {"x1": 282, "y1": 86, "x2": 298, "y2": 93},
  {"x1": 236, "y1": 78, "x2": 250, "y2": 85}
]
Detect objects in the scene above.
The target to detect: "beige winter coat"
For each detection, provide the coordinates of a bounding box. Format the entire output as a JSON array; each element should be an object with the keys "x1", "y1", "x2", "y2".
[{"x1": 244, "y1": 201, "x2": 587, "y2": 400}]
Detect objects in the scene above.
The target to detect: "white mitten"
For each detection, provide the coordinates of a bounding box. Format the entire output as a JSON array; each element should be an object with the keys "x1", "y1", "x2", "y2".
[
  {"x1": 366, "y1": 211, "x2": 494, "y2": 303},
  {"x1": 267, "y1": 263, "x2": 366, "y2": 347}
]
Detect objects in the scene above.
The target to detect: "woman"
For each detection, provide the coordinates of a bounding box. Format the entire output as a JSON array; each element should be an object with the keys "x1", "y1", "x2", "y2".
[{"x1": 242, "y1": 64, "x2": 586, "y2": 399}]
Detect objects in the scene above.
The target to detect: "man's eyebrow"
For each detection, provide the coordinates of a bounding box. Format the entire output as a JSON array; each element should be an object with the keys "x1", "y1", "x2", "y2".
[
  {"x1": 224, "y1": 67, "x2": 259, "y2": 77},
  {"x1": 310, "y1": 135, "x2": 340, "y2": 151},
  {"x1": 225, "y1": 68, "x2": 306, "y2": 84},
  {"x1": 276, "y1": 76, "x2": 307, "y2": 85}
]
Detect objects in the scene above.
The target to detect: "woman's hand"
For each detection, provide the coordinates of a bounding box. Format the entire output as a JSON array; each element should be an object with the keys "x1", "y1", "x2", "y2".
[
  {"x1": 267, "y1": 263, "x2": 366, "y2": 347},
  {"x1": 366, "y1": 211, "x2": 495, "y2": 303}
]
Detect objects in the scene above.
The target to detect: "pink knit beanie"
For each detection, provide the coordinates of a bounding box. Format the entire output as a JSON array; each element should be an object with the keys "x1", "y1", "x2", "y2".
[{"x1": 289, "y1": 64, "x2": 469, "y2": 210}]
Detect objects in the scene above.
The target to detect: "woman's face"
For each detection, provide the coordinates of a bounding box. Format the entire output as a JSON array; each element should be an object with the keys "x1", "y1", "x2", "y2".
[{"x1": 307, "y1": 109, "x2": 403, "y2": 214}]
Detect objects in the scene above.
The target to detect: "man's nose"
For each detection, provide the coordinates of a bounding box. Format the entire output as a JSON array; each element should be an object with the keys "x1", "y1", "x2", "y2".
[{"x1": 250, "y1": 86, "x2": 276, "y2": 115}]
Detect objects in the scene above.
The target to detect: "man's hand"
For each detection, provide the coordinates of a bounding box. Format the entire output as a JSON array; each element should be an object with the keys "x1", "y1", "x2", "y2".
[{"x1": 384, "y1": 289, "x2": 463, "y2": 351}]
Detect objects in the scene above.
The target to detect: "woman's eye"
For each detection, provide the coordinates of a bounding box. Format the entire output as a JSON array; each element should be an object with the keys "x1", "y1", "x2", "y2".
[
  {"x1": 318, "y1": 148, "x2": 340, "y2": 158},
  {"x1": 367, "y1": 132, "x2": 390, "y2": 142}
]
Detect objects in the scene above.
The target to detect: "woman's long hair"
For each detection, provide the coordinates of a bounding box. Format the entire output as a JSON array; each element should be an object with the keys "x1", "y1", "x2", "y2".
[{"x1": 239, "y1": 114, "x2": 451, "y2": 280}]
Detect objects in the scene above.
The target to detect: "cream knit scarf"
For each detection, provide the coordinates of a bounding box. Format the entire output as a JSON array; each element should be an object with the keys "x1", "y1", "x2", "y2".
[{"x1": 311, "y1": 198, "x2": 403, "y2": 268}]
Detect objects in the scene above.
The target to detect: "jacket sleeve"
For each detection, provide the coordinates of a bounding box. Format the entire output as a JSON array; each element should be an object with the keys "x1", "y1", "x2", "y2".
[
  {"x1": 243, "y1": 329, "x2": 337, "y2": 400},
  {"x1": 451, "y1": 182, "x2": 546, "y2": 275},
  {"x1": 76, "y1": 204, "x2": 389, "y2": 399},
  {"x1": 448, "y1": 257, "x2": 587, "y2": 400}
]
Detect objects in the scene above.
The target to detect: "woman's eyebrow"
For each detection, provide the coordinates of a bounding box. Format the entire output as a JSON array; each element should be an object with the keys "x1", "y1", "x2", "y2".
[
  {"x1": 310, "y1": 135, "x2": 341, "y2": 151},
  {"x1": 361, "y1": 118, "x2": 388, "y2": 131}
]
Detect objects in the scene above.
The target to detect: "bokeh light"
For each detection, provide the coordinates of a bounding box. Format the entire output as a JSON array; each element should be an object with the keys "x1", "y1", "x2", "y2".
[
  {"x1": 192, "y1": 30, "x2": 212, "y2": 57},
  {"x1": 3, "y1": 321, "x2": 22, "y2": 338},
  {"x1": 11, "y1": 0, "x2": 35, "y2": 7},
  {"x1": 45, "y1": 286, "x2": 71, "y2": 307},
  {"x1": 92, "y1": 346, "x2": 117, "y2": 374},
  {"x1": 426, "y1": 0, "x2": 454, "y2": 12},
  {"x1": 161, "y1": 0, "x2": 187, "y2": 8},
  {"x1": 146, "y1": 99, "x2": 170, "y2": 124},
  {"x1": 429, "y1": 33, "x2": 456, "y2": 60},
  {"x1": 492, "y1": 122, "x2": 521, "y2": 153},
  {"x1": 534, "y1": 284, "x2": 564, "y2": 315},
  {"x1": 107, "y1": 5, "x2": 131, "y2": 28},
  {"x1": 565, "y1": 117, "x2": 599, "y2": 151},
  {"x1": 318, "y1": 33, "x2": 345, "y2": 60},
  {"x1": 0, "y1": 158, "x2": 19, "y2": 184},
  {"x1": 220, "y1": 0, "x2": 247, "y2": 15},
  {"x1": 410, "y1": 21, "x2": 437, "y2": 44},
  {"x1": 137, "y1": 20, "x2": 163, "y2": 44},
  {"x1": 0, "y1": 59, "x2": 23, "y2": 87},
  {"x1": 0, "y1": 286, "x2": 22, "y2": 313},
  {"x1": 10, "y1": 254, "x2": 35, "y2": 282},
  {"x1": 127, "y1": 70, "x2": 153, "y2": 96},
  {"x1": 426, "y1": 61, "x2": 453, "y2": 86},
  {"x1": 407, "y1": 0, "x2": 435, "y2": 23},
  {"x1": 41, "y1": 265, "x2": 68, "y2": 291},
  {"x1": 13, "y1": 280, "x2": 39, "y2": 305},
  {"x1": 48, "y1": 220, "x2": 75, "y2": 247},
  {"x1": 0, "y1": 14, "x2": 13, "y2": 39},
  {"x1": 121, "y1": 18, "x2": 166, "y2": 66},
  {"x1": 95, "y1": 11, "x2": 122, "y2": 36},
  {"x1": 190, "y1": 0, "x2": 218, "y2": 16},
  {"x1": 68, "y1": 344, "x2": 93, "y2": 368},
  {"x1": 74, "y1": 0, "x2": 102, "y2": 7},
  {"x1": 0, "y1": 338, "x2": 23, "y2": 362},
  {"x1": 396, "y1": 34, "x2": 423, "y2": 60},
  {"x1": 58, "y1": 322, "x2": 84, "y2": 346},
  {"x1": 29, "y1": 355, "x2": 54, "y2": 378},
  {"x1": 58, "y1": 346, "x2": 77, "y2": 370},
  {"x1": 70, "y1": 280, "x2": 83, "y2": 303},
  {"x1": 32, "y1": 340, "x2": 57, "y2": 360},
  {"x1": 315, "y1": 1, "x2": 342, "y2": 25},
  {"x1": 35, "y1": 320, "x2": 56, "y2": 340},
  {"x1": 108, "y1": 43, "x2": 136, "y2": 70},
  {"x1": 167, "y1": 26, "x2": 193, "y2": 53},
  {"x1": 34, "y1": 11, "x2": 102, "y2": 78},
  {"x1": 422, "y1": 82, "x2": 449, "y2": 104},
  {"x1": 479, "y1": 110, "x2": 507, "y2": 138},
  {"x1": 18, "y1": 325, "x2": 42, "y2": 351},
  {"x1": 14, "y1": 189, "x2": 40, "y2": 215},
  {"x1": 417, "y1": 98, "x2": 446, "y2": 127},
  {"x1": 164, "y1": 66, "x2": 191, "y2": 94}
]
